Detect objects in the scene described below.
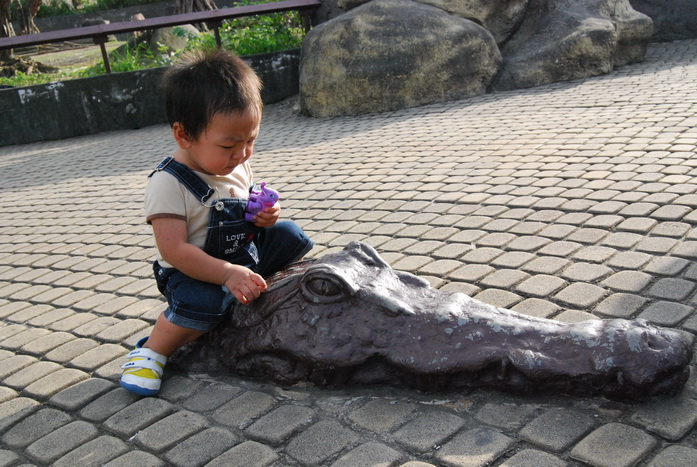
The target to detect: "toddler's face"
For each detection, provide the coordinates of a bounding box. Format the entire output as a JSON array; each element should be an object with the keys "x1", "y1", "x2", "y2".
[{"x1": 178, "y1": 109, "x2": 260, "y2": 176}]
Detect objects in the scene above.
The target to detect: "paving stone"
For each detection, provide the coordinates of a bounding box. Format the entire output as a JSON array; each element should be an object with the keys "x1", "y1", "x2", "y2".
[
  {"x1": 3, "y1": 360, "x2": 62, "y2": 390},
  {"x1": 647, "y1": 278, "x2": 695, "y2": 301},
  {"x1": 605, "y1": 251, "x2": 652, "y2": 269},
  {"x1": 650, "y1": 204, "x2": 692, "y2": 220},
  {"x1": 0, "y1": 397, "x2": 40, "y2": 432},
  {"x1": 572, "y1": 245, "x2": 617, "y2": 263},
  {"x1": 103, "y1": 397, "x2": 175, "y2": 437},
  {"x1": 133, "y1": 410, "x2": 209, "y2": 452},
  {"x1": 181, "y1": 382, "x2": 241, "y2": 412},
  {"x1": 473, "y1": 289, "x2": 522, "y2": 308},
  {"x1": 0, "y1": 449, "x2": 20, "y2": 467},
  {"x1": 393, "y1": 411, "x2": 465, "y2": 452},
  {"x1": 0, "y1": 301, "x2": 31, "y2": 319},
  {"x1": 73, "y1": 316, "x2": 122, "y2": 337},
  {"x1": 538, "y1": 224, "x2": 577, "y2": 239},
  {"x1": 435, "y1": 428, "x2": 515, "y2": 467},
  {"x1": 102, "y1": 450, "x2": 166, "y2": 467},
  {"x1": 27, "y1": 308, "x2": 74, "y2": 327},
  {"x1": 0, "y1": 327, "x2": 51, "y2": 350},
  {"x1": 286, "y1": 420, "x2": 359, "y2": 465},
  {"x1": 560, "y1": 262, "x2": 613, "y2": 282},
  {"x1": 20, "y1": 331, "x2": 76, "y2": 356},
  {"x1": 331, "y1": 442, "x2": 403, "y2": 467},
  {"x1": 474, "y1": 402, "x2": 538, "y2": 431},
  {"x1": 25, "y1": 420, "x2": 99, "y2": 464},
  {"x1": 0, "y1": 386, "x2": 16, "y2": 404},
  {"x1": 651, "y1": 221, "x2": 691, "y2": 238},
  {"x1": 601, "y1": 271, "x2": 653, "y2": 293},
  {"x1": 499, "y1": 449, "x2": 566, "y2": 467},
  {"x1": 23, "y1": 367, "x2": 90, "y2": 399},
  {"x1": 646, "y1": 445, "x2": 697, "y2": 467},
  {"x1": 95, "y1": 318, "x2": 150, "y2": 342},
  {"x1": 673, "y1": 240, "x2": 697, "y2": 259},
  {"x1": 1, "y1": 407, "x2": 72, "y2": 448},
  {"x1": 69, "y1": 343, "x2": 128, "y2": 370},
  {"x1": 630, "y1": 397, "x2": 697, "y2": 441},
  {"x1": 616, "y1": 217, "x2": 658, "y2": 233},
  {"x1": 53, "y1": 436, "x2": 130, "y2": 467},
  {"x1": 461, "y1": 247, "x2": 505, "y2": 264},
  {"x1": 0, "y1": 354, "x2": 38, "y2": 379},
  {"x1": 6, "y1": 303, "x2": 55, "y2": 323},
  {"x1": 156, "y1": 374, "x2": 205, "y2": 402},
  {"x1": 448, "y1": 264, "x2": 495, "y2": 283},
  {"x1": 511, "y1": 298, "x2": 560, "y2": 318},
  {"x1": 554, "y1": 283, "x2": 607, "y2": 308},
  {"x1": 520, "y1": 256, "x2": 571, "y2": 275},
  {"x1": 419, "y1": 259, "x2": 465, "y2": 276},
  {"x1": 46, "y1": 311, "x2": 100, "y2": 332},
  {"x1": 519, "y1": 408, "x2": 597, "y2": 451},
  {"x1": 116, "y1": 298, "x2": 166, "y2": 319},
  {"x1": 478, "y1": 269, "x2": 530, "y2": 289},
  {"x1": 515, "y1": 275, "x2": 567, "y2": 298},
  {"x1": 644, "y1": 256, "x2": 690, "y2": 276},
  {"x1": 207, "y1": 440, "x2": 279, "y2": 467},
  {"x1": 391, "y1": 255, "x2": 434, "y2": 272},
  {"x1": 245, "y1": 404, "x2": 316, "y2": 444},
  {"x1": 213, "y1": 390, "x2": 277, "y2": 428},
  {"x1": 595, "y1": 293, "x2": 648, "y2": 319},
  {"x1": 348, "y1": 398, "x2": 417, "y2": 434},
  {"x1": 638, "y1": 301, "x2": 693, "y2": 326},
  {"x1": 163, "y1": 427, "x2": 239, "y2": 467},
  {"x1": 49, "y1": 377, "x2": 116, "y2": 411},
  {"x1": 554, "y1": 309, "x2": 599, "y2": 323},
  {"x1": 570, "y1": 422, "x2": 657, "y2": 467}
]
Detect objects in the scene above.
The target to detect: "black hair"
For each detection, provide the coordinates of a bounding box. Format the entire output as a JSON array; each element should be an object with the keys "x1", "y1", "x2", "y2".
[{"x1": 163, "y1": 49, "x2": 263, "y2": 139}]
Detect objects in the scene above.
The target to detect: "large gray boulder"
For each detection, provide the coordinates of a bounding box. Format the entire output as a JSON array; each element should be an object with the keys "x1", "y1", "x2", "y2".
[
  {"x1": 413, "y1": 0, "x2": 529, "y2": 45},
  {"x1": 492, "y1": 0, "x2": 652, "y2": 91},
  {"x1": 338, "y1": 0, "x2": 529, "y2": 45},
  {"x1": 299, "y1": 0, "x2": 501, "y2": 117}
]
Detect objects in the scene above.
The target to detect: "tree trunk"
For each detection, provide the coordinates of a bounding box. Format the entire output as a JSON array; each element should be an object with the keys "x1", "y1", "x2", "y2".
[
  {"x1": 175, "y1": 0, "x2": 217, "y2": 32},
  {"x1": 175, "y1": 0, "x2": 218, "y2": 14},
  {"x1": 19, "y1": 0, "x2": 42, "y2": 35},
  {"x1": 0, "y1": 0, "x2": 15, "y2": 59}
]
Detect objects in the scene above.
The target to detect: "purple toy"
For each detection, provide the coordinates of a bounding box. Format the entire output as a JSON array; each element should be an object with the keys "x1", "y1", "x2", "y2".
[{"x1": 245, "y1": 182, "x2": 279, "y2": 222}]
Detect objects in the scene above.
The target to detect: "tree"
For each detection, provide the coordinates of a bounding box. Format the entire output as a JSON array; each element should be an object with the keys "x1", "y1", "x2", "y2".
[
  {"x1": 175, "y1": 0, "x2": 217, "y2": 15},
  {"x1": 0, "y1": 0, "x2": 15, "y2": 59},
  {"x1": 18, "y1": 0, "x2": 42, "y2": 35}
]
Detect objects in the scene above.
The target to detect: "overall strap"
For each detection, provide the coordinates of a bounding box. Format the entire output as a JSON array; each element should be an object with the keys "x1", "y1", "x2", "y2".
[{"x1": 150, "y1": 157, "x2": 216, "y2": 204}]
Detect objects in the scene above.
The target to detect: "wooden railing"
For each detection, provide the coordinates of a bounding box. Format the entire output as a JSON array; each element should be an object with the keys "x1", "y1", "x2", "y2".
[{"x1": 0, "y1": 0, "x2": 321, "y2": 73}]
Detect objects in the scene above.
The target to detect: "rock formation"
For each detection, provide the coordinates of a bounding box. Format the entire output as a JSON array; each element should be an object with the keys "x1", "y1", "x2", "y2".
[
  {"x1": 300, "y1": 0, "x2": 655, "y2": 116},
  {"x1": 299, "y1": 0, "x2": 501, "y2": 117}
]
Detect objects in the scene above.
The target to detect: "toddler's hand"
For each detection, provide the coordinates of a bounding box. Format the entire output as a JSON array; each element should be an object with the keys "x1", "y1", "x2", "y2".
[
  {"x1": 223, "y1": 264, "x2": 267, "y2": 304},
  {"x1": 253, "y1": 203, "x2": 280, "y2": 228}
]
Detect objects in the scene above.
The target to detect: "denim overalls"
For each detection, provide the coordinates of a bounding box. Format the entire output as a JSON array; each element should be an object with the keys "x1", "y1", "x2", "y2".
[{"x1": 149, "y1": 157, "x2": 313, "y2": 331}]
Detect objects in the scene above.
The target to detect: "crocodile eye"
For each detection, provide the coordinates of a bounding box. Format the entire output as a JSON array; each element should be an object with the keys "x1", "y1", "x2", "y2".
[
  {"x1": 300, "y1": 267, "x2": 357, "y2": 304},
  {"x1": 306, "y1": 278, "x2": 342, "y2": 297}
]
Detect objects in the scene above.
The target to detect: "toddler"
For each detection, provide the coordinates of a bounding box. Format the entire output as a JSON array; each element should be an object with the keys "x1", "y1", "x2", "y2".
[{"x1": 120, "y1": 49, "x2": 313, "y2": 396}]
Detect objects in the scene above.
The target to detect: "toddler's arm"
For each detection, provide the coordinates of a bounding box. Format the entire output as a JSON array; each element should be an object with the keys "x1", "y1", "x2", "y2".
[{"x1": 151, "y1": 217, "x2": 266, "y2": 304}]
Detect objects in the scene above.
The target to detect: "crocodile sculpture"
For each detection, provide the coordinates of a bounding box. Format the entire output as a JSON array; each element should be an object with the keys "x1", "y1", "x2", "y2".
[{"x1": 172, "y1": 241, "x2": 693, "y2": 400}]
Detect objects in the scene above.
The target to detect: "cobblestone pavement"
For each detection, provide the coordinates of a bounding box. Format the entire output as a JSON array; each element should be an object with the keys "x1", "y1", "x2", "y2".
[{"x1": 1, "y1": 39, "x2": 697, "y2": 467}]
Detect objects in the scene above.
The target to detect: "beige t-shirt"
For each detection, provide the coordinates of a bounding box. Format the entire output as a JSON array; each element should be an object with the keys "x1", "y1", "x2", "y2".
[{"x1": 144, "y1": 160, "x2": 254, "y2": 268}]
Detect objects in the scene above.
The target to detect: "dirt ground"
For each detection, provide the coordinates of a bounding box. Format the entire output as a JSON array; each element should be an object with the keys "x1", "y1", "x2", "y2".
[{"x1": 28, "y1": 40, "x2": 125, "y2": 70}]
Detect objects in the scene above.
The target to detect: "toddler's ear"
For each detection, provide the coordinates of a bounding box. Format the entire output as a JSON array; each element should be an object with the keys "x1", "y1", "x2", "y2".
[{"x1": 172, "y1": 122, "x2": 192, "y2": 149}]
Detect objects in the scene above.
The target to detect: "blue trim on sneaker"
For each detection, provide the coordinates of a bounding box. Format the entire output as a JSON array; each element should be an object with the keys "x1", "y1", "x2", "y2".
[{"x1": 120, "y1": 380, "x2": 160, "y2": 397}]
